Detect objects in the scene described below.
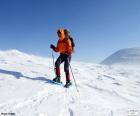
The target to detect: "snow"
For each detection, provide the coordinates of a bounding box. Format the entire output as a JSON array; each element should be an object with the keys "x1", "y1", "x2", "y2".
[{"x1": 0, "y1": 49, "x2": 140, "y2": 116}]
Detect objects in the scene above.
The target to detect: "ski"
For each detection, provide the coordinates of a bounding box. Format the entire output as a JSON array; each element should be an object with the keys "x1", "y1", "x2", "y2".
[
  {"x1": 47, "y1": 79, "x2": 73, "y2": 88},
  {"x1": 47, "y1": 79, "x2": 63, "y2": 86}
]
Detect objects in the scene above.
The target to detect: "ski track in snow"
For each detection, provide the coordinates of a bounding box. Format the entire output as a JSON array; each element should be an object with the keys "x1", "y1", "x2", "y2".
[{"x1": 0, "y1": 50, "x2": 140, "y2": 116}]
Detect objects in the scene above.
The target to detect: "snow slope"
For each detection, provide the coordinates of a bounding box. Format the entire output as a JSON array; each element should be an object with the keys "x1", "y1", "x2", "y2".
[
  {"x1": 101, "y1": 48, "x2": 140, "y2": 66},
  {"x1": 0, "y1": 50, "x2": 140, "y2": 116}
]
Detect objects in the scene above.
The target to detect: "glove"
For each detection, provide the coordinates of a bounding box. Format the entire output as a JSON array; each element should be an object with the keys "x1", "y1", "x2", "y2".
[{"x1": 50, "y1": 44, "x2": 55, "y2": 50}]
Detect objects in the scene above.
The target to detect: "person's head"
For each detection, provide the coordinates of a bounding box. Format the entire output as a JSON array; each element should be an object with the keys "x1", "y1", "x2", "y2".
[{"x1": 57, "y1": 28, "x2": 65, "y2": 40}]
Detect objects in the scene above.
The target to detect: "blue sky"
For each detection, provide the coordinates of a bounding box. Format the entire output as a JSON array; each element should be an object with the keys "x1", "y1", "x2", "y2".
[{"x1": 0, "y1": 0, "x2": 140, "y2": 63}]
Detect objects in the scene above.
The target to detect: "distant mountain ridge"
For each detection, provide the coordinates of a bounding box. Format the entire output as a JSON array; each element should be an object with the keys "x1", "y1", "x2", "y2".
[{"x1": 101, "y1": 48, "x2": 140, "y2": 65}]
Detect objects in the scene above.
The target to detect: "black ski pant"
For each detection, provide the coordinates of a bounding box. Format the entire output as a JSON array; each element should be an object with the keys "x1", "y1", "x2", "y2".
[{"x1": 55, "y1": 53, "x2": 71, "y2": 79}]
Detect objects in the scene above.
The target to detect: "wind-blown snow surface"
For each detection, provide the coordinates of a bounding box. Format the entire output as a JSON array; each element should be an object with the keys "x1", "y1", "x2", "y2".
[
  {"x1": 0, "y1": 50, "x2": 140, "y2": 116},
  {"x1": 101, "y1": 48, "x2": 140, "y2": 66}
]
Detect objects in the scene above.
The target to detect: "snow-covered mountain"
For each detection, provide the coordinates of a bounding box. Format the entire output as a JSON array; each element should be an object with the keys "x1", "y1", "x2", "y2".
[
  {"x1": 0, "y1": 50, "x2": 140, "y2": 116},
  {"x1": 101, "y1": 48, "x2": 140, "y2": 66}
]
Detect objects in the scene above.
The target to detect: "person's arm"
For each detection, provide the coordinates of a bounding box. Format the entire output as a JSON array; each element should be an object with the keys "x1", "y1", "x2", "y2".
[
  {"x1": 50, "y1": 41, "x2": 59, "y2": 52},
  {"x1": 54, "y1": 40, "x2": 59, "y2": 52}
]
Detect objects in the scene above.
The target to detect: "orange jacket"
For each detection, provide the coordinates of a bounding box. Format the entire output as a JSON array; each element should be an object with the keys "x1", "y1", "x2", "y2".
[{"x1": 54, "y1": 29, "x2": 72, "y2": 55}]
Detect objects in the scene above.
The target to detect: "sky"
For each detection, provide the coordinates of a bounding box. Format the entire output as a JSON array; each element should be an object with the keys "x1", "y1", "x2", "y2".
[{"x1": 0, "y1": 0, "x2": 140, "y2": 63}]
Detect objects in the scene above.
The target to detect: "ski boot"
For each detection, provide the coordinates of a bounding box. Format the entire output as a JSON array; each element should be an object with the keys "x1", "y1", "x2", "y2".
[
  {"x1": 64, "y1": 80, "x2": 72, "y2": 88},
  {"x1": 52, "y1": 77, "x2": 61, "y2": 84}
]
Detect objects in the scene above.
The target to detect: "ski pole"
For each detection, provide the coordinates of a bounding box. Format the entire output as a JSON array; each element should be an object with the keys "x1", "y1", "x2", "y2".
[
  {"x1": 52, "y1": 51, "x2": 56, "y2": 75},
  {"x1": 69, "y1": 64, "x2": 79, "y2": 93}
]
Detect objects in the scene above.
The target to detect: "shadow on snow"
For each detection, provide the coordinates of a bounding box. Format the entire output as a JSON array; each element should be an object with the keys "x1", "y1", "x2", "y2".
[{"x1": 0, "y1": 68, "x2": 55, "y2": 85}]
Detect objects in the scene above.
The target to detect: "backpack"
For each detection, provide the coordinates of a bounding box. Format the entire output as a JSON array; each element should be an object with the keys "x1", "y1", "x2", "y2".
[
  {"x1": 70, "y1": 37, "x2": 75, "y2": 48},
  {"x1": 64, "y1": 29, "x2": 75, "y2": 51}
]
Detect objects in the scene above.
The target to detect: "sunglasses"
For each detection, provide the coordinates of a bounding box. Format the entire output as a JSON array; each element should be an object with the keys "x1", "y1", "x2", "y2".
[{"x1": 57, "y1": 31, "x2": 61, "y2": 36}]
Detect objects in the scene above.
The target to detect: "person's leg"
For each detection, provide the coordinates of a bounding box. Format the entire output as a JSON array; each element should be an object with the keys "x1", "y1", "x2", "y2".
[
  {"x1": 64, "y1": 55, "x2": 71, "y2": 82},
  {"x1": 55, "y1": 55, "x2": 64, "y2": 77},
  {"x1": 53, "y1": 55, "x2": 64, "y2": 82},
  {"x1": 64, "y1": 55, "x2": 72, "y2": 87}
]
